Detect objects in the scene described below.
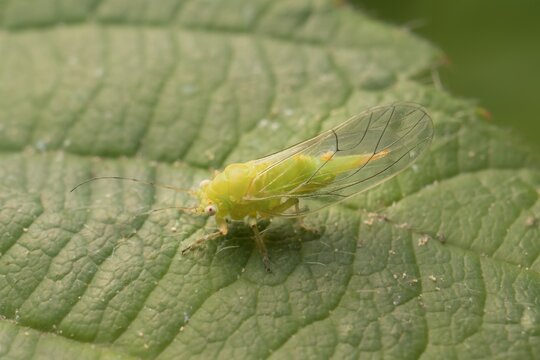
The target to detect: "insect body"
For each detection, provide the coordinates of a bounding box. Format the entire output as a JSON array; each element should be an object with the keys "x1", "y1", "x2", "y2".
[
  {"x1": 73, "y1": 103, "x2": 433, "y2": 272},
  {"x1": 199, "y1": 149, "x2": 390, "y2": 222}
]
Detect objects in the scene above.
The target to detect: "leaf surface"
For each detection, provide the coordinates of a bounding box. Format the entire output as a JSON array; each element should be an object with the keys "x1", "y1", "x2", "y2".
[{"x1": 0, "y1": 1, "x2": 538, "y2": 359}]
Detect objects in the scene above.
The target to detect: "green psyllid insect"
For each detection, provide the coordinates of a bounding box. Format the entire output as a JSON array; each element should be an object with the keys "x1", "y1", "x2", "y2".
[{"x1": 73, "y1": 103, "x2": 433, "y2": 272}]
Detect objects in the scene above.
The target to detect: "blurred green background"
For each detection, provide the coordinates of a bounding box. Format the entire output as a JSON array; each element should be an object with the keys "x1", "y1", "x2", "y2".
[{"x1": 356, "y1": 0, "x2": 540, "y2": 149}]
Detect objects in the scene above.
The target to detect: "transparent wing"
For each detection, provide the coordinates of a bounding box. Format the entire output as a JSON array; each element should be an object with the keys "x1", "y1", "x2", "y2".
[{"x1": 248, "y1": 103, "x2": 434, "y2": 216}]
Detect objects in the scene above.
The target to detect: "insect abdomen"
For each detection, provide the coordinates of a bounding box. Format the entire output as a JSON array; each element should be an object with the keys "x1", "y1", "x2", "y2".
[
  {"x1": 251, "y1": 151, "x2": 390, "y2": 197},
  {"x1": 250, "y1": 155, "x2": 322, "y2": 196},
  {"x1": 316, "y1": 152, "x2": 388, "y2": 178}
]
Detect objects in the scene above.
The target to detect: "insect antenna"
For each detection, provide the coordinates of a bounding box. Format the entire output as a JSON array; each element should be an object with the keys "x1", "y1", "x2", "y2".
[
  {"x1": 136, "y1": 206, "x2": 199, "y2": 216},
  {"x1": 70, "y1": 176, "x2": 194, "y2": 194}
]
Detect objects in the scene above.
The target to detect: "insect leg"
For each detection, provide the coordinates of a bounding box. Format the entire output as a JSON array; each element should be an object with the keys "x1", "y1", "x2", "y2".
[
  {"x1": 181, "y1": 231, "x2": 222, "y2": 254},
  {"x1": 248, "y1": 218, "x2": 272, "y2": 273},
  {"x1": 294, "y1": 201, "x2": 319, "y2": 234},
  {"x1": 181, "y1": 218, "x2": 228, "y2": 255}
]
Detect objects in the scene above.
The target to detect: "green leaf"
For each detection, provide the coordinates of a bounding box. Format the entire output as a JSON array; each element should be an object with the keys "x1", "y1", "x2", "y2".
[{"x1": 0, "y1": 1, "x2": 538, "y2": 359}]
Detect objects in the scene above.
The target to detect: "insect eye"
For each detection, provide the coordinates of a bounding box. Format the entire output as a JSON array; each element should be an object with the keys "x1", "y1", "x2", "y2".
[
  {"x1": 204, "y1": 204, "x2": 218, "y2": 216},
  {"x1": 199, "y1": 179, "x2": 211, "y2": 188}
]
